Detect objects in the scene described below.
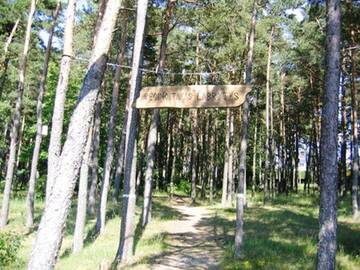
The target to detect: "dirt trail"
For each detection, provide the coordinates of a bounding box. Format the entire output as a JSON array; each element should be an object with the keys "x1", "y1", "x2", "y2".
[{"x1": 147, "y1": 198, "x2": 223, "y2": 270}]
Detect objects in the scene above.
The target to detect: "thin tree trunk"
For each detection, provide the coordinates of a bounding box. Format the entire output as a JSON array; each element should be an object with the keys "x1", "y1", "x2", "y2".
[
  {"x1": 46, "y1": 0, "x2": 76, "y2": 199},
  {"x1": 28, "y1": 1, "x2": 122, "y2": 268},
  {"x1": 339, "y1": 72, "x2": 347, "y2": 195},
  {"x1": 96, "y1": 12, "x2": 128, "y2": 233},
  {"x1": 116, "y1": 0, "x2": 148, "y2": 263},
  {"x1": 234, "y1": 0, "x2": 256, "y2": 258},
  {"x1": 3, "y1": 18, "x2": 20, "y2": 55},
  {"x1": 26, "y1": 2, "x2": 61, "y2": 228},
  {"x1": 142, "y1": 0, "x2": 176, "y2": 225},
  {"x1": 0, "y1": 18, "x2": 20, "y2": 97},
  {"x1": 349, "y1": 26, "x2": 359, "y2": 219},
  {"x1": 316, "y1": 0, "x2": 340, "y2": 268},
  {"x1": 72, "y1": 124, "x2": 93, "y2": 253},
  {"x1": 112, "y1": 110, "x2": 128, "y2": 201},
  {"x1": 87, "y1": 87, "x2": 103, "y2": 215},
  {"x1": 264, "y1": 24, "x2": 274, "y2": 203},
  {"x1": 0, "y1": 0, "x2": 36, "y2": 228}
]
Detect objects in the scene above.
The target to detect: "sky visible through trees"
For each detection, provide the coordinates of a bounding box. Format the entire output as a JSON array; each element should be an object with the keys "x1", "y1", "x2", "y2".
[{"x1": 0, "y1": 0, "x2": 359, "y2": 269}]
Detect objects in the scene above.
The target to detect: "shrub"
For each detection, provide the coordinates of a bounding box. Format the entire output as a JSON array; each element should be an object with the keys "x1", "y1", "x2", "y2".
[{"x1": 0, "y1": 232, "x2": 21, "y2": 268}]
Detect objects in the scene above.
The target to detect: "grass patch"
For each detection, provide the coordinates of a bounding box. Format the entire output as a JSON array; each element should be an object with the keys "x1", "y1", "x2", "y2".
[
  {"x1": 213, "y1": 194, "x2": 360, "y2": 270},
  {"x1": 1, "y1": 194, "x2": 182, "y2": 270}
]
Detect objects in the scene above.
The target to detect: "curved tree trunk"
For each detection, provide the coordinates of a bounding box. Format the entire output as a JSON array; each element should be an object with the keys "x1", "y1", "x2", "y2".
[
  {"x1": 28, "y1": 0, "x2": 122, "y2": 268},
  {"x1": 0, "y1": 0, "x2": 36, "y2": 228},
  {"x1": 26, "y1": 1, "x2": 61, "y2": 228}
]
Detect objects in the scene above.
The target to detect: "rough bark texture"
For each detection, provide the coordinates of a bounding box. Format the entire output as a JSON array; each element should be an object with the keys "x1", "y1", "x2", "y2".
[
  {"x1": 316, "y1": 0, "x2": 340, "y2": 269},
  {"x1": 234, "y1": 0, "x2": 256, "y2": 258},
  {"x1": 0, "y1": 0, "x2": 36, "y2": 228},
  {"x1": 46, "y1": 0, "x2": 76, "y2": 199},
  {"x1": 142, "y1": 0, "x2": 176, "y2": 226},
  {"x1": 72, "y1": 125, "x2": 93, "y2": 253},
  {"x1": 96, "y1": 13, "x2": 128, "y2": 233},
  {"x1": 116, "y1": 0, "x2": 148, "y2": 263},
  {"x1": 27, "y1": 0, "x2": 122, "y2": 269},
  {"x1": 26, "y1": 2, "x2": 61, "y2": 228}
]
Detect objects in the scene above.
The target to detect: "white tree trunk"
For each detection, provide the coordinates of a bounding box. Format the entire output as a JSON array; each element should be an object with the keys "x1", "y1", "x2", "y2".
[
  {"x1": 28, "y1": 0, "x2": 122, "y2": 269},
  {"x1": 46, "y1": 0, "x2": 76, "y2": 200},
  {"x1": 116, "y1": 0, "x2": 149, "y2": 263},
  {"x1": 96, "y1": 15, "x2": 128, "y2": 233},
  {"x1": 26, "y1": 1, "x2": 61, "y2": 228},
  {"x1": 0, "y1": 0, "x2": 36, "y2": 228}
]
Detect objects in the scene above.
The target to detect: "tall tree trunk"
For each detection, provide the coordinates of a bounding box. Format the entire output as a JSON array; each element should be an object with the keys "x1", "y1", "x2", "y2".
[
  {"x1": 142, "y1": 0, "x2": 176, "y2": 225},
  {"x1": 28, "y1": 0, "x2": 122, "y2": 268},
  {"x1": 87, "y1": 87, "x2": 103, "y2": 215},
  {"x1": 339, "y1": 72, "x2": 347, "y2": 195},
  {"x1": 349, "y1": 26, "x2": 359, "y2": 219},
  {"x1": 46, "y1": 0, "x2": 76, "y2": 199},
  {"x1": 222, "y1": 109, "x2": 230, "y2": 207},
  {"x1": 112, "y1": 109, "x2": 128, "y2": 201},
  {"x1": 96, "y1": 12, "x2": 128, "y2": 233},
  {"x1": 115, "y1": 0, "x2": 148, "y2": 263},
  {"x1": 251, "y1": 95, "x2": 258, "y2": 196},
  {"x1": 0, "y1": 0, "x2": 36, "y2": 228},
  {"x1": 234, "y1": 0, "x2": 257, "y2": 258},
  {"x1": 72, "y1": 124, "x2": 93, "y2": 253},
  {"x1": 26, "y1": 2, "x2": 61, "y2": 228},
  {"x1": 316, "y1": 0, "x2": 340, "y2": 269},
  {"x1": 264, "y1": 24, "x2": 274, "y2": 203}
]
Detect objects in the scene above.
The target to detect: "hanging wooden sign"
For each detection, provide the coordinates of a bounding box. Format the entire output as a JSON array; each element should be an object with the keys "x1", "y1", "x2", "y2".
[{"x1": 134, "y1": 84, "x2": 251, "y2": 109}]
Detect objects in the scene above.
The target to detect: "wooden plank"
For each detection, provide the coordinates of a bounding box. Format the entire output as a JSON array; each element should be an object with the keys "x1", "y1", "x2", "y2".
[{"x1": 134, "y1": 85, "x2": 251, "y2": 109}]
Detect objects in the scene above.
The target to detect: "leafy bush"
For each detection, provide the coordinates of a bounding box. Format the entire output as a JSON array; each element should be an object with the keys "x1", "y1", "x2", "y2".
[
  {"x1": 0, "y1": 232, "x2": 21, "y2": 268},
  {"x1": 175, "y1": 180, "x2": 191, "y2": 195}
]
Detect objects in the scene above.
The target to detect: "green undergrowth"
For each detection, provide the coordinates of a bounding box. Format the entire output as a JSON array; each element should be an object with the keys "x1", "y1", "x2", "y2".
[
  {"x1": 213, "y1": 193, "x2": 360, "y2": 270},
  {"x1": 0, "y1": 193, "x2": 182, "y2": 270}
]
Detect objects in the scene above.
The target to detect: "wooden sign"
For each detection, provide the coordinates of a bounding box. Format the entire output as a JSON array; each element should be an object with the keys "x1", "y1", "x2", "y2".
[{"x1": 134, "y1": 85, "x2": 251, "y2": 109}]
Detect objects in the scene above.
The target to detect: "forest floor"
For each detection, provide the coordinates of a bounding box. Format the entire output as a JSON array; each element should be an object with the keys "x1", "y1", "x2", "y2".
[{"x1": 1, "y1": 192, "x2": 360, "y2": 269}]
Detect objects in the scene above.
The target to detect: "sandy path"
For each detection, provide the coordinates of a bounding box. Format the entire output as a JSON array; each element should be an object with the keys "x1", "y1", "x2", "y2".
[{"x1": 146, "y1": 199, "x2": 223, "y2": 270}]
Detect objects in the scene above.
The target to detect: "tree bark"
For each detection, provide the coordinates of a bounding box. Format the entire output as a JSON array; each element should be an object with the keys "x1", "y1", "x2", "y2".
[
  {"x1": 96, "y1": 12, "x2": 128, "y2": 233},
  {"x1": 72, "y1": 124, "x2": 93, "y2": 253},
  {"x1": 264, "y1": 24, "x2": 274, "y2": 203},
  {"x1": 234, "y1": 0, "x2": 257, "y2": 258},
  {"x1": 142, "y1": 0, "x2": 176, "y2": 225},
  {"x1": 349, "y1": 27, "x2": 359, "y2": 219},
  {"x1": 26, "y1": 1, "x2": 61, "y2": 228},
  {"x1": 116, "y1": 0, "x2": 148, "y2": 263},
  {"x1": 0, "y1": 0, "x2": 36, "y2": 228},
  {"x1": 28, "y1": 0, "x2": 122, "y2": 268},
  {"x1": 87, "y1": 86, "x2": 103, "y2": 215},
  {"x1": 46, "y1": 0, "x2": 76, "y2": 200},
  {"x1": 222, "y1": 109, "x2": 230, "y2": 207},
  {"x1": 316, "y1": 0, "x2": 340, "y2": 269}
]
